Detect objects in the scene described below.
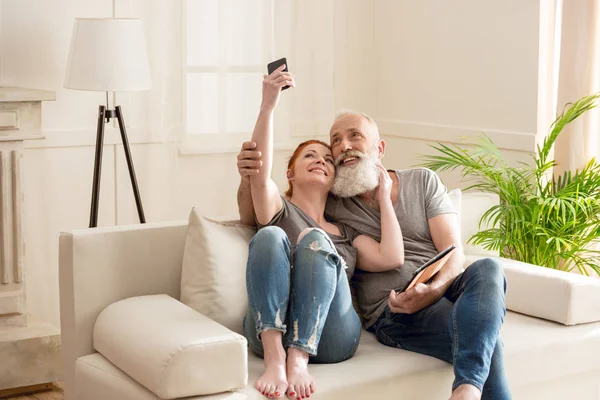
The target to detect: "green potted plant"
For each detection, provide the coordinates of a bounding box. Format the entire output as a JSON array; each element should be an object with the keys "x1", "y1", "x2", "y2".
[{"x1": 419, "y1": 94, "x2": 600, "y2": 276}]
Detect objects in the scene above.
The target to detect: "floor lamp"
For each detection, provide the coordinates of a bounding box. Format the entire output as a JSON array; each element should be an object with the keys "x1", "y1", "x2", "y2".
[{"x1": 64, "y1": 18, "x2": 151, "y2": 228}]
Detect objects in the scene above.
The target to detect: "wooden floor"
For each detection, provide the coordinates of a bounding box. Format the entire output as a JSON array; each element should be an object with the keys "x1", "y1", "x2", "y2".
[{"x1": 2, "y1": 382, "x2": 63, "y2": 400}]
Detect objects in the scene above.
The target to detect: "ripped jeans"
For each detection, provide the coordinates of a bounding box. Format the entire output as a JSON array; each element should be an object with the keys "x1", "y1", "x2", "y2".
[{"x1": 243, "y1": 226, "x2": 362, "y2": 363}]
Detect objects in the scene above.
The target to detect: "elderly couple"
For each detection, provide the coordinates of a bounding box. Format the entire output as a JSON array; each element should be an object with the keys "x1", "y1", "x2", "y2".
[{"x1": 236, "y1": 65, "x2": 510, "y2": 400}]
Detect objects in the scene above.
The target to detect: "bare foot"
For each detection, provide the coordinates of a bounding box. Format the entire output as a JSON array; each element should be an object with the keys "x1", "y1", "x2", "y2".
[
  {"x1": 256, "y1": 330, "x2": 288, "y2": 398},
  {"x1": 449, "y1": 384, "x2": 481, "y2": 400},
  {"x1": 286, "y1": 348, "x2": 315, "y2": 399}
]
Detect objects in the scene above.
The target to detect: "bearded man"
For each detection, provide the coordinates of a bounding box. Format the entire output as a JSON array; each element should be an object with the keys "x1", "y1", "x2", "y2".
[{"x1": 236, "y1": 111, "x2": 511, "y2": 400}]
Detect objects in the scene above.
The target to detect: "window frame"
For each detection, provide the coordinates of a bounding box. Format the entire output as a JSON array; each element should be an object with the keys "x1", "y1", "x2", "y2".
[{"x1": 180, "y1": 0, "x2": 275, "y2": 152}]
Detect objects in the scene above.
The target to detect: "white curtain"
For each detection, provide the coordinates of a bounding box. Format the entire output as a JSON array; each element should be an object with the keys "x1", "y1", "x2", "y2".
[
  {"x1": 552, "y1": 0, "x2": 600, "y2": 274},
  {"x1": 554, "y1": 0, "x2": 600, "y2": 177}
]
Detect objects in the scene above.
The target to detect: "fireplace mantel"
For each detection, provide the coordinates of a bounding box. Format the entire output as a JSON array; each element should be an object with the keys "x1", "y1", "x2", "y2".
[{"x1": 0, "y1": 87, "x2": 61, "y2": 396}]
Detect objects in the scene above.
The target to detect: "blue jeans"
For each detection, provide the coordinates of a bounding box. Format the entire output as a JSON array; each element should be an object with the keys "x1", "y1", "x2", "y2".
[
  {"x1": 371, "y1": 258, "x2": 511, "y2": 399},
  {"x1": 243, "y1": 226, "x2": 362, "y2": 363}
]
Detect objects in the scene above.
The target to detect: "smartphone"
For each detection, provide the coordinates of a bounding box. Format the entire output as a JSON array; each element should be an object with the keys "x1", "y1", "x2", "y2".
[{"x1": 267, "y1": 57, "x2": 290, "y2": 91}]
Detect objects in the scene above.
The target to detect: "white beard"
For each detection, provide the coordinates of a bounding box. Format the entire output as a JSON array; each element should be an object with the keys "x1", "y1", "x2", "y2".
[{"x1": 331, "y1": 150, "x2": 380, "y2": 198}]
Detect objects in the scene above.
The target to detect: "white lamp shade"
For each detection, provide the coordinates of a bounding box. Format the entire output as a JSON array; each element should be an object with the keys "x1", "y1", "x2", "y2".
[{"x1": 64, "y1": 18, "x2": 152, "y2": 91}]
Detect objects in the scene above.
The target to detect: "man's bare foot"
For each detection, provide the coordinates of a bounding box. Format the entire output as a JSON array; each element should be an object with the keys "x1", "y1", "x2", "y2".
[
  {"x1": 286, "y1": 348, "x2": 315, "y2": 399},
  {"x1": 256, "y1": 330, "x2": 288, "y2": 398},
  {"x1": 449, "y1": 384, "x2": 482, "y2": 400}
]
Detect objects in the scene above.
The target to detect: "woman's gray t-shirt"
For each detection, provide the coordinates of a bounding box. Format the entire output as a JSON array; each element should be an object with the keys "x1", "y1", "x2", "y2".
[
  {"x1": 325, "y1": 168, "x2": 456, "y2": 328},
  {"x1": 258, "y1": 197, "x2": 360, "y2": 280}
]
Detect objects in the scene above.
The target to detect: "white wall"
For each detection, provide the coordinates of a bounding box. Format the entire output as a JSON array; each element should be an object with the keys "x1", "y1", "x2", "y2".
[
  {"x1": 0, "y1": 0, "x2": 543, "y2": 329},
  {"x1": 371, "y1": 0, "x2": 540, "y2": 188}
]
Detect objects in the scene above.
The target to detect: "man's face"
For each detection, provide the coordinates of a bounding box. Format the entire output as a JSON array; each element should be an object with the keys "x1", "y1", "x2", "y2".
[
  {"x1": 328, "y1": 114, "x2": 383, "y2": 198},
  {"x1": 329, "y1": 114, "x2": 378, "y2": 162}
]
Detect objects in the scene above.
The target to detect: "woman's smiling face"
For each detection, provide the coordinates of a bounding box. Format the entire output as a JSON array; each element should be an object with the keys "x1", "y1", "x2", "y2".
[{"x1": 288, "y1": 143, "x2": 335, "y2": 191}]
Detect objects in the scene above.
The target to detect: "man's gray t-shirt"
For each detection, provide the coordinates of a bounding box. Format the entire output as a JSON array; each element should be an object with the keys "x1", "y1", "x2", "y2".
[
  {"x1": 258, "y1": 197, "x2": 360, "y2": 280},
  {"x1": 325, "y1": 168, "x2": 456, "y2": 328}
]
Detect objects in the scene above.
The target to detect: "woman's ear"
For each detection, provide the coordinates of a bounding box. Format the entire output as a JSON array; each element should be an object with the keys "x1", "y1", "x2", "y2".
[{"x1": 286, "y1": 169, "x2": 294, "y2": 179}]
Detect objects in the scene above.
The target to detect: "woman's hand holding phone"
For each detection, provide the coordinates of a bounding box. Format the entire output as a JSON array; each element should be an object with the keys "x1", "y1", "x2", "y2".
[{"x1": 261, "y1": 64, "x2": 295, "y2": 112}]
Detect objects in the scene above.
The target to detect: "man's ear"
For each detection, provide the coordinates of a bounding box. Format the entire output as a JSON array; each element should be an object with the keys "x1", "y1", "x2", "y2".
[{"x1": 377, "y1": 139, "x2": 386, "y2": 159}]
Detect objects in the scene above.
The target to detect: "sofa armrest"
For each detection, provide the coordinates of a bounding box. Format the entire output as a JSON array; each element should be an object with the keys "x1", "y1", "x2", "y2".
[
  {"x1": 465, "y1": 254, "x2": 600, "y2": 325},
  {"x1": 59, "y1": 221, "x2": 188, "y2": 400},
  {"x1": 94, "y1": 295, "x2": 248, "y2": 399}
]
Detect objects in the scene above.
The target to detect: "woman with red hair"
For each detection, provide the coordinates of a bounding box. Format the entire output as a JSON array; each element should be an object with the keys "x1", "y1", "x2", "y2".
[{"x1": 243, "y1": 65, "x2": 405, "y2": 399}]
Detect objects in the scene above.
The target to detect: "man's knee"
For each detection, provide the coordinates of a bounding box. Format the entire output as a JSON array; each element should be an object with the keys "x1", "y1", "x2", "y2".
[
  {"x1": 468, "y1": 258, "x2": 506, "y2": 292},
  {"x1": 250, "y1": 226, "x2": 288, "y2": 249}
]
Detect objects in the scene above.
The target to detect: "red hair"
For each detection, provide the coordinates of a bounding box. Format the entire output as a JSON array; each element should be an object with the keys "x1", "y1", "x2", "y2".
[{"x1": 284, "y1": 140, "x2": 332, "y2": 198}]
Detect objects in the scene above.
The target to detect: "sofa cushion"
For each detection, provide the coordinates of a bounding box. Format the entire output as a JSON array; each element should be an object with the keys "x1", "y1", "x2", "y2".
[
  {"x1": 81, "y1": 311, "x2": 600, "y2": 399},
  {"x1": 241, "y1": 311, "x2": 600, "y2": 399},
  {"x1": 93, "y1": 294, "x2": 248, "y2": 399},
  {"x1": 467, "y1": 255, "x2": 600, "y2": 325},
  {"x1": 180, "y1": 208, "x2": 256, "y2": 334}
]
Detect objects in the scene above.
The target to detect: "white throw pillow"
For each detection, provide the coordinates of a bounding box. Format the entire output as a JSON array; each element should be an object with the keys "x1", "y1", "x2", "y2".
[
  {"x1": 94, "y1": 295, "x2": 248, "y2": 399},
  {"x1": 180, "y1": 208, "x2": 256, "y2": 335},
  {"x1": 460, "y1": 192, "x2": 500, "y2": 257}
]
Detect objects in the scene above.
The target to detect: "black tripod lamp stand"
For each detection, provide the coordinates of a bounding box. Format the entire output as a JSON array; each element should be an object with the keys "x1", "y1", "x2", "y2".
[{"x1": 64, "y1": 18, "x2": 151, "y2": 228}]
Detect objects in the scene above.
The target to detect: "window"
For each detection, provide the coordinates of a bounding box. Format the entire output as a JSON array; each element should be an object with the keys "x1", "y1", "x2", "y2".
[
  {"x1": 182, "y1": 0, "x2": 273, "y2": 151},
  {"x1": 180, "y1": 0, "x2": 335, "y2": 153}
]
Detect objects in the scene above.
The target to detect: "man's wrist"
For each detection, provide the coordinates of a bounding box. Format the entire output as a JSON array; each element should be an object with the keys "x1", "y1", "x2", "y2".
[{"x1": 428, "y1": 279, "x2": 449, "y2": 298}]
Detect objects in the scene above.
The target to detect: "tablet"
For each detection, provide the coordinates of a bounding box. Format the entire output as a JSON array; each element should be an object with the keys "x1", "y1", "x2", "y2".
[{"x1": 397, "y1": 244, "x2": 456, "y2": 293}]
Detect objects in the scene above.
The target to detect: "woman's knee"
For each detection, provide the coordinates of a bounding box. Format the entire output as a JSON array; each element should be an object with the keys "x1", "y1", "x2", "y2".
[
  {"x1": 293, "y1": 228, "x2": 339, "y2": 271},
  {"x1": 250, "y1": 226, "x2": 289, "y2": 250},
  {"x1": 247, "y1": 226, "x2": 291, "y2": 275},
  {"x1": 296, "y1": 228, "x2": 336, "y2": 252}
]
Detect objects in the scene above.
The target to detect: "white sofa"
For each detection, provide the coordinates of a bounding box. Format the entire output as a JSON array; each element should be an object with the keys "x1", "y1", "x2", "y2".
[{"x1": 59, "y1": 191, "x2": 600, "y2": 400}]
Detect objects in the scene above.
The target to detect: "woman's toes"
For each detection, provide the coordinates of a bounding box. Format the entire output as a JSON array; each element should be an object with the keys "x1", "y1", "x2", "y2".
[
  {"x1": 304, "y1": 384, "x2": 311, "y2": 397},
  {"x1": 287, "y1": 384, "x2": 296, "y2": 398}
]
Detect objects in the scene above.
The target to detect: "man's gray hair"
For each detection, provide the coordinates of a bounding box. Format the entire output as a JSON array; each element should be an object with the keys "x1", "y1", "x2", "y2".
[{"x1": 334, "y1": 109, "x2": 379, "y2": 137}]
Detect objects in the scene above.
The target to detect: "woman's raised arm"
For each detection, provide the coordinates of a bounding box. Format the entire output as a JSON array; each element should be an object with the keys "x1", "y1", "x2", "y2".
[{"x1": 249, "y1": 65, "x2": 295, "y2": 225}]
